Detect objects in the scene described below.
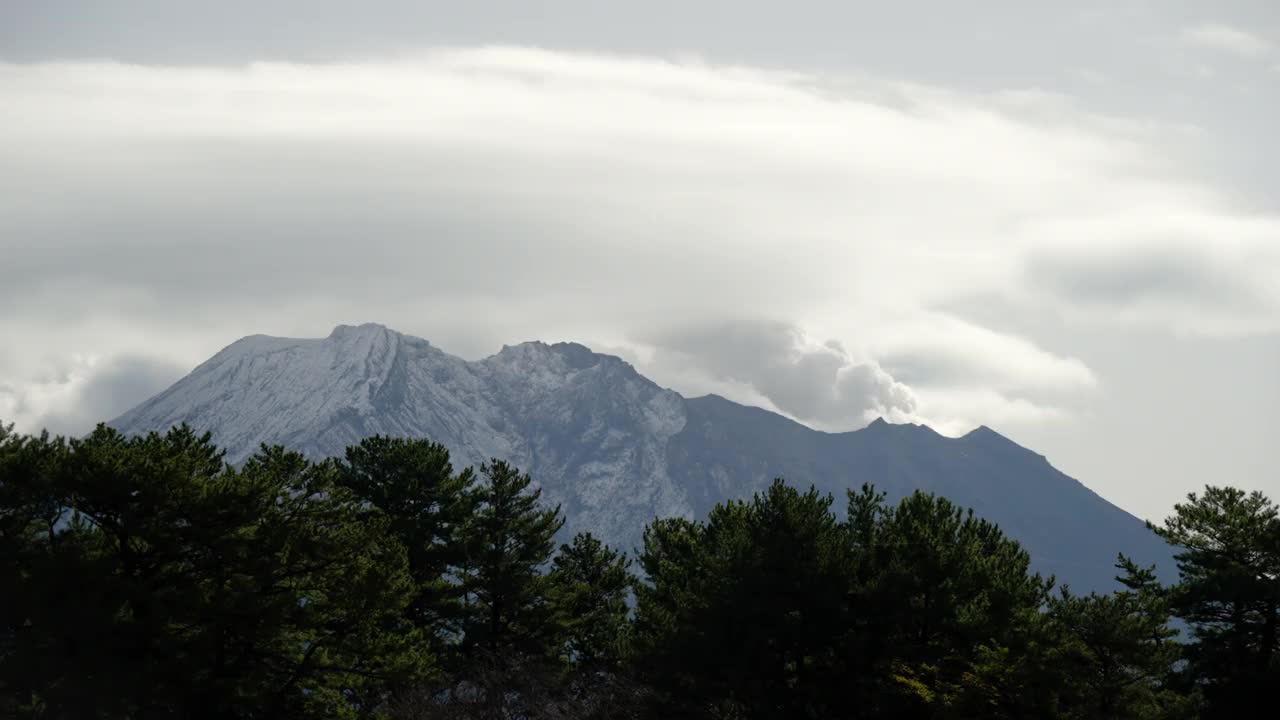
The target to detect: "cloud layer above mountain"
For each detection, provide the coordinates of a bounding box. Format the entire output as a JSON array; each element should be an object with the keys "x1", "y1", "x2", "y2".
[{"x1": 1, "y1": 47, "x2": 1277, "y2": 439}]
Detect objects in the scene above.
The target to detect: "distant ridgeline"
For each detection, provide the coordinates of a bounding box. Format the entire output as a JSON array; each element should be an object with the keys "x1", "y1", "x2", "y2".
[
  {"x1": 110, "y1": 323, "x2": 1175, "y2": 594},
  {"x1": 3, "y1": 423, "x2": 1276, "y2": 718}
]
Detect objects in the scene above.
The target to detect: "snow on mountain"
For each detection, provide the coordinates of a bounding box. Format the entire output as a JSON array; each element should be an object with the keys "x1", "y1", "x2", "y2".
[
  {"x1": 111, "y1": 323, "x2": 1175, "y2": 592},
  {"x1": 112, "y1": 324, "x2": 689, "y2": 546}
]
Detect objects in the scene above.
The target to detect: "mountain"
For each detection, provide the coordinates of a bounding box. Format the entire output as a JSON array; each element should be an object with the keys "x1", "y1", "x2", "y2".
[{"x1": 111, "y1": 323, "x2": 1175, "y2": 592}]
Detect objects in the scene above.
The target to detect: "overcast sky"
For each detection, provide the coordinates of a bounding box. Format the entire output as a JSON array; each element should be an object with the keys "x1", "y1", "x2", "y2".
[{"x1": 2, "y1": 0, "x2": 1277, "y2": 523}]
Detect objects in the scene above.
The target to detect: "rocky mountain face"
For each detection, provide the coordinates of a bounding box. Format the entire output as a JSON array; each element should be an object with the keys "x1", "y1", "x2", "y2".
[{"x1": 112, "y1": 323, "x2": 1175, "y2": 592}]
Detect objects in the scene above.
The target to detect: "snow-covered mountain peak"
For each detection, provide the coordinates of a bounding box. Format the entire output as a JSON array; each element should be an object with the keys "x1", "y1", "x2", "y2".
[
  {"x1": 110, "y1": 324, "x2": 1175, "y2": 593},
  {"x1": 328, "y1": 322, "x2": 394, "y2": 338},
  {"x1": 201, "y1": 333, "x2": 310, "y2": 369},
  {"x1": 112, "y1": 326, "x2": 693, "y2": 544},
  {"x1": 487, "y1": 340, "x2": 608, "y2": 368},
  {"x1": 478, "y1": 340, "x2": 650, "y2": 396}
]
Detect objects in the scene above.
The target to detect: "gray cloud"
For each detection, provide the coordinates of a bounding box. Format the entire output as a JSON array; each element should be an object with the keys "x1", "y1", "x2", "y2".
[
  {"x1": 6, "y1": 1, "x2": 1278, "y2": 213},
  {"x1": 1029, "y1": 248, "x2": 1246, "y2": 305},
  {"x1": 642, "y1": 321, "x2": 917, "y2": 428},
  {"x1": 0, "y1": 51, "x2": 1269, "y2": 436},
  {"x1": 1023, "y1": 241, "x2": 1280, "y2": 335},
  {"x1": 0, "y1": 18, "x2": 1277, "y2": 521},
  {"x1": 3, "y1": 355, "x2": 185, "y2": 437},
  {"x1": 1182, "y1": 23, "x2": 1274, "y2": 58}
]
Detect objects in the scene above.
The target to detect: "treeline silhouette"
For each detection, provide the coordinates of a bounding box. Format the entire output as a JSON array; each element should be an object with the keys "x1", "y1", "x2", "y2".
[{"x1": 1, "y1": 423, "x2": 1277, "y2": 719}]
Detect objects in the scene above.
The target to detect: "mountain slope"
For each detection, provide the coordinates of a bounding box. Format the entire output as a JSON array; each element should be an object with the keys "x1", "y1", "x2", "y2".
[
  {"x1": 669, "y1": 396, "x2": 1169, "y2": 591},
  {"x1": 112, "y1": 323, "x2": 1175, "y2": 592}
]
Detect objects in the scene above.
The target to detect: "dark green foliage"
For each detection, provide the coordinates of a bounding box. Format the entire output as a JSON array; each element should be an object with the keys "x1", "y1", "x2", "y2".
[
  {"x1": 404, "y1": 459, "x2": 569, "y2": 719},
  {"x1": 633, "y1": 481, "x2": 851, "y2": 719},
  {"x1": 458, "y1": 459, "x2": 565, "y2": 658},
  {"x1": 337, "y1": 436, "x2": 477, "y2": 650},
  {"x1": 1044, "y1": 557, "x2": 1187, "y2": 719},
  {"x1": 0, "y1": 424, "x2": 427, "y2": 719},
  {"x1": 1151, "y1": 486, "x2": 1280, "y2": 718},
  {"x1": 229, "y1": 446, "x2": 429, "y2": 717},
  {"x1": 632, "y1": 482, "x2": 1058, "y2": 719},
  {"x1": 547, "y1": 532, "x2": 634, "y2": 672},
  {"x1": 5, "y1": 417, "x2": 1276, "y2": 720},
  {"x1": 854, "y1": 490, "x2": 1056, "y2": 718}
]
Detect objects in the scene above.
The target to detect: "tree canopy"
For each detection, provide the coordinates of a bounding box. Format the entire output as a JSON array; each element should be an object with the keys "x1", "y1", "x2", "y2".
[{"x1": 0, "y1": 421, "x2": 1273, "y2": 718}]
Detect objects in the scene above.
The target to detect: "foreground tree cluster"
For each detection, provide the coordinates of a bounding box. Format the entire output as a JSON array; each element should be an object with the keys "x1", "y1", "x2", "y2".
[{"x1": 0, "y1": 423, "x2": 1276, "y2": 719}]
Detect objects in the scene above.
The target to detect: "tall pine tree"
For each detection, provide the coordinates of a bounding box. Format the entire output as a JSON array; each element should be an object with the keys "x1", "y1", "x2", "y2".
[
  {"x1": 633, "y1": 481, "x2": 852, "y2": 719},
  {"x1": 337, "y1": 436, "x2": 476, "y2": 649},
  {"x1": 1152, "y1": 486, "x2": 1280, "y2": 717},
  {"x1": 1045, "y1": 556, "x2": 1187, "y2": 719},
  {"x1": 0, "y1": 425, "x2": 429, "y2": 719},
  {"x1": 459, "y1": 459, "x2": 564, "y2": 659},
  {"x1": 548, "y1": 532, "x2": 634, "y2": 673}
]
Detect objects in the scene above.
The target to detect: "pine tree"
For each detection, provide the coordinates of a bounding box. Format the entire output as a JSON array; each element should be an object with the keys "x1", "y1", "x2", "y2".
[
  {"x1": 862, "y1": 491, "x2": 1054, "y2": 719},
  {"x1": 459, "y1": 459, "x2": 564, "y2": 658},
  {"x1": 633, "y1": 480, "x2": 851, "y2": 719},
  {"x1": 1152, "y1": 485, "x2": 1280, "y2": 717},
  {"x1": 337, "y1": 436, "x2": 476, "y2": 647},
  {"x1": 1045, "y1": 556, "x2": 1185, "y2": 719},
  {"x1": 548, "y1": 532, "x2": 634, "y2": 673},
  {"x1": 0, "y1": 425, "x2": 429, "y2": 719},
  {"x1": 0, "y1": 424, "x2": 73, "y2": 718},
  {"x1": 233, "y1": 447, "x2": 429, "y2": 718}
]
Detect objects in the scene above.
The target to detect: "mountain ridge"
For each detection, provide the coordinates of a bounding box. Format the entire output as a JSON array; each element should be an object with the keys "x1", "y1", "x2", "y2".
[{"x1": 111, "y1": 323, "x2": 1175, "y2": 592}]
